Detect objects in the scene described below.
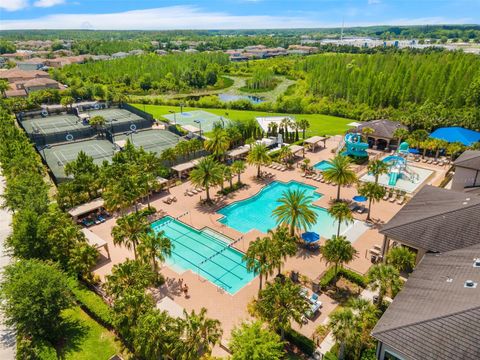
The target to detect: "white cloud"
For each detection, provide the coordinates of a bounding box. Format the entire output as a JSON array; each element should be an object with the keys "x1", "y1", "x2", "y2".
[
  {"x1": 0, "y1": 0, "x2": 29, "y2": 11},
  {"x1": 33, "y1": 0, "x2": 65, "y2": 8},
  {"x1": 368, "y1": 0, "x2": 381, "y2": 5}
]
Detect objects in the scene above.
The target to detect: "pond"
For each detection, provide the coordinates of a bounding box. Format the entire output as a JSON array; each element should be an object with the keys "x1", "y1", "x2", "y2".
[{"x1": 218, "y1": 93, "x2": 264, "y2": 104}]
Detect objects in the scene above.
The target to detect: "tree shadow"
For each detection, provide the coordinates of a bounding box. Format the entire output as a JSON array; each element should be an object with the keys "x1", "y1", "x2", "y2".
[{"x1": 55, "y1": 315, "x2": 88, "y2": 360}]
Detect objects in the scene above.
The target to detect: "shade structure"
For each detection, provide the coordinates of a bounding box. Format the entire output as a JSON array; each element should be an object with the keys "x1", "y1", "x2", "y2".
[
  {"x1": 353, "y1": 195, "x2": 368, "y2": 202},
  {"x1": 429, "y1": 127, "x2": 480, "y2": 146},
  {"x1": 409, "y1": 148, "x2": 420, "y2": 154},
  {"x1": 302, "y1": 231, "x2": 320, "y2": 243}
]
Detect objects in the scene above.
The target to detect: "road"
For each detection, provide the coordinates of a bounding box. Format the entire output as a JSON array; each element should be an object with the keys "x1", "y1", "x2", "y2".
[{"x1": 0, "y1": 175, "x2": 15, "y2": 359}]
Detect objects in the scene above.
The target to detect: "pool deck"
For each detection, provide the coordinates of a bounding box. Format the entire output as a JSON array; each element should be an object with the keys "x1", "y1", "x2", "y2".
[{"x1": 90, "y1": 135, "x2": 449, "y2": 356}]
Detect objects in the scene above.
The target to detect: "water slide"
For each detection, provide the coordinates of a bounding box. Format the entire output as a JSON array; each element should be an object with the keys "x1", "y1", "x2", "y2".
[
  {"x1": 388, "y1": 171, "x2": 399, "y2": 186},
  {"x1": 343, "y1": 133, "x2": 369, "y2": 158}
]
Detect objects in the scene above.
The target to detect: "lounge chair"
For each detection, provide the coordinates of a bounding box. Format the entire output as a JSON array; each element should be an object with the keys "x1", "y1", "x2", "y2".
[
  {"x1": 383, "y1": 192, "x2": 390, "y2": 201},
  {"x1": 163, "y1": 198, "x2": 172, "y2": 204},
  {"x1": 301, "y1": 173, "x2": 307, "y2": 178},
  {"x1": 356, "y1": 205, "x2": 366, "y2": 214},
  {"x1": 325, "y1": 180, "x2": 331, "y2": 185},
  {"x1": 332, "y1": 182, "x2": 337, "y2": 186},
  {"x1": 433, "y1": 159, "x2": 438, "y2": 165},
  {"x1": 309, "y1": 293, "x2": 319, "y2": 304},
  {"x1": 97, "y1": 215, "x2": 106, "y2": 223},
  {"x1": 397, "y1": 196, "x2": 405, "y2": 205},
  {"x1": 349, "y1": 202, "x2": 359, "y2": 211},
  {"x1": 422, "y1": 158, "x2": 428, "y2": 163},
  {"x1": 320, "y1": 178, "x2": 325, "y2": 183},
  {"x1": 184, "y1": 190, "x2": 194, "y2": 197},
  {"x1": 389, "y1": 194, "x2": 397, "y2": 203},
  {"x1": 427, "y1": 159, "x2": 433, "y2": 164}
]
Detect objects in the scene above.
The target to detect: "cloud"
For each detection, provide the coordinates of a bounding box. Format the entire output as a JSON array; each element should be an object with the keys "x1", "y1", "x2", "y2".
[
  {"x1": 0, "y1": 0, "x2": 29, "y2": 11},
  {"x1": 368, "y1": 0, "x2": 381, "y2": 4},
  {"x1": 33, "y1": 0, "x2": 65, "y2": 8}
]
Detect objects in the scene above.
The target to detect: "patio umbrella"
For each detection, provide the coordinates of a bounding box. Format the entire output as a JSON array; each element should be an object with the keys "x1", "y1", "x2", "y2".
[
  {"x1": 408, "y1": 148, "x2": 420, "y2": 154},
  {"x1": 301, "y1": 232, "x2": 320, "y2": 244},
  {"x1": 353, "y1": 195, "x2": 368, "y2": 202}
]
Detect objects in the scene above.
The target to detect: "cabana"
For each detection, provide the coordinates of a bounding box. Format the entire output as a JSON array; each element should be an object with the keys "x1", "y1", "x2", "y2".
[
  {"x1": 289, "y1": 144, "x2": 305, "y2": 157},
  {"x1": 171, "y1": 158, "x2": 203, "y2": 178},
  {"x1": 156, "y1": 296, "x2": 186, "y2": 319},
  {"x1": 429, "y1": 127, "x2": 480, "y2": 147},
  {"x1": 304, "y1": 136, "x2": 328, "y2": 152},
  {"x1": 226, "y1": 145, "x2": 250, "y2": 160},
  {"x1": 68, "y1": 198, "x2": 104, "y2": 221},
  {"x1": 81, "y1": 228, "x2": 110, "y2": 259}
]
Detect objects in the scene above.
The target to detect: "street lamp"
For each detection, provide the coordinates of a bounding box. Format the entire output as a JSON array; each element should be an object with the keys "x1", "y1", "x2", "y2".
[
  {"x1": 37, "y1": 144, "x2": 51, "y2": 159},
  {"x1": 169, "y1": 110, "x2": 177, "y2": 125},
  {"x1": 180, "y1": 103, "x2": 185, "y2": 114},
  {"x1": 124, "y1": 129, "x2": 137, "y2": 143},
  {"x1": 194, "y1": 119, "x2": 202, "y2": 138}
]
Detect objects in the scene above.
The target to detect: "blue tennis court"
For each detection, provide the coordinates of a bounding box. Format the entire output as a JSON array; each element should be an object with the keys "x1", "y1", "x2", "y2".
[{"x1": 151, "y1": 216, "x2": 255, "y2": 294}]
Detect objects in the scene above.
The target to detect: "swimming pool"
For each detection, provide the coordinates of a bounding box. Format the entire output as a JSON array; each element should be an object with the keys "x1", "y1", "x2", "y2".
[
  {"x1": 313, "y1": 160, "x2": 333, "y2": 171},
  {"x1": 218, "y1": 181, "x2": 351, "y2": 238},
  {"x1": 151, "y1": 217, "x2": 255, "y2": 294}
]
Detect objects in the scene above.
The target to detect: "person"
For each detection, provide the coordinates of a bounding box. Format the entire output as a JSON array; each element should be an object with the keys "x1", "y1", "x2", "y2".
[{"x1": 183, "y1": 284, "x2": 189, "y2": 297}]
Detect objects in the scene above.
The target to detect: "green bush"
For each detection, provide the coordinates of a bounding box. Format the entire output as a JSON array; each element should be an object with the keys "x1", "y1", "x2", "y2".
[
  {"x1": 67, "y1": 278, "x2": 114, "y2": 329},
  {"x1": 319, "y1": 267, "x2": 367, "y2": 289},
  {"x1": 284, "y1": 328, "x2": 315, "y2": 356}
]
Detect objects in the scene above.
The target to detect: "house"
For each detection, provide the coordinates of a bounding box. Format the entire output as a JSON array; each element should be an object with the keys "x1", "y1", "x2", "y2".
[
  {"x1": 16, "y1": 57, "x2": 46, "y2": 71},
  {"x1": 372, "y1": 242, "x2": 480, "y2": 360},
  {"x1": 0, "y1": 69, "x2": 49, "y2": 83},
  {"x1": 111, "y1": 52, "x2": 128, "y2": 59},
  {"x1": 20, "y1": 78, "x2": 63, "y2": 93},
  {"x1": 349, "y1": 120, "x2": 407, "y2": 150},
  {"x1": 451, "y1": 150, "x2": 480, "y2": 194},
  {"x1": 379, "y1": 185, "x2": 480, "y2": 264},
  {"x1": 3, "y1": 89, "x2": 28, "y2": 98}
]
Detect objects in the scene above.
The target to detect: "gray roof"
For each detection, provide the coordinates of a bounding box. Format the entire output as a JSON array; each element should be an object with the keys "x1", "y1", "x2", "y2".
[
  {"x1": 454, "y1": 150, "x2": 480, "y2": 170},
  {"x1": 372, "y1": 243, "x2": 480, "y2": 360},
  {"x1": 380, "y1": 186, "x2": 480, "y2": 253},
  {"x1": 350, "y1": 119, "x2": 407, "y2": 139}
]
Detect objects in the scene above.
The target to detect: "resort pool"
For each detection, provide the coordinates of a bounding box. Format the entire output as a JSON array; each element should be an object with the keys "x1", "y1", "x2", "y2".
[
  {"x1": 313, "y1": 160, "x2": 333, "y2": 171},
  {"x1": 218, "y1": 181, "x2": 351, "y2": 238},
  {"x1": 151, "y1": 217, "x2": 255, "y2": 294}
]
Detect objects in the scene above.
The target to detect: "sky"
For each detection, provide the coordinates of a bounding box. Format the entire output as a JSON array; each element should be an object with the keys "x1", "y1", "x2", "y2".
[{"x1": 0, "y1": 0, "x2": 479, "y2": 30}]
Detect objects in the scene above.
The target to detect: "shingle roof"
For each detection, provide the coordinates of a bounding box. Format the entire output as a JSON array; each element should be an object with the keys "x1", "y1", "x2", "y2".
[
  {"x1": 372, "y1": 243, "x2": 480, "y2": 360},
  {"x1": 380, "y1": 186, "x2": 480, "y2": 253},
  {"x1": 454, "y1": 150, "x2": 480, "y2": 170},
  {"x1": 350, "y1": 119, "x2": 407, "y2": 139}
]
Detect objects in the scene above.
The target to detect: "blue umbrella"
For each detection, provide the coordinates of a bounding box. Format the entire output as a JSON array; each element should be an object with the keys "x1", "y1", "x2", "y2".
[
  {"x1": 301, "y1": 232, "x2": 320, "y2": 244},
  {"x1": 409, "y1": 148, "x2": 420, "y2": 154},
  {"x1": 353, "y1": 195, "x2": 368, "y2": 202}
]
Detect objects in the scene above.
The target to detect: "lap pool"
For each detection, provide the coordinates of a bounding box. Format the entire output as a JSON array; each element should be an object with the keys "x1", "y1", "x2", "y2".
[
  {"x1": 151, "y1": 217, "x2": 255, "y2": 294},
  {"x1": 218, "y1": 181, "x2": 352, "y2": 238}
]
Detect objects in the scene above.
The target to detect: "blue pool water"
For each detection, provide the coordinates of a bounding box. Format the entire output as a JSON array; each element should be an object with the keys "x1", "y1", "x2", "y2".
[
  {"x1": 151, "y1": 217, "x2": 255, "y2": 294},
  {"x1": 218, "y1": 93, "x2": 264, "y2": 104},
  {"x1": 313, "y1": 160, "x2": 333, "y2": 171},
  {"x1": 218, "y1": 181, "x2": 350, "y2": 237}
]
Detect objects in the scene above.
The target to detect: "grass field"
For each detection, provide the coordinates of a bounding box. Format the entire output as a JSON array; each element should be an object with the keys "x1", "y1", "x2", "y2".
[
  {"x1": 58, "y1": 307, "x2": 125, "y2": 360},
  {"x1": 131, "y1": 104, "x2": 353, "y2": 136}
]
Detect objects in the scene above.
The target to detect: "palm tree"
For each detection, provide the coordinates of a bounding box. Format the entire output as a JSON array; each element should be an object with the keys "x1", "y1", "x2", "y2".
[
  {"x1": 392, "y1": 128, "x2": 410, "y2": 147},
  {"x1": 297, "y1": 119, "x2": 310, "y2": 139},
  {"x1": 328, "y1": 201, "x2": 353, "y2": 237},
  {"x1": 247, "y1": 143, "x2": 271, "y2": 178},
  {"x1": 420, "y1": 138, "x2": 434, "y2": 159},
  {"x1": 361, "y1": 127, "x2": 375, "y2": 142},
  {"x1": 323, "y1": 155, "x2": 357, "y2": 200},
  {"x1": 254, "y1": 278, "x2": 310, "y2": 340},
  {"x1": 204, "y1": 128, "x2": 230, "y2": 160},
  {"x1": 358, "y1": 182, "x2": 386, "y2": 221},
  {"x1": 329, "y1": 308, "x2": 355, "y2": 360},
  {"x1": 320, "y1": 235, "x2": 358, "y2": 284},
  {"x1": 231, "y1": 160, "x2": 246, "y2": 185},
  {"x1": 224, "y1": 165, "x2": 233, "y2": 189},
  {"x1": 111, "y1": 211, "x2": 150, "y2": 259},
  {"x1": 105, "y1": 259, "x2": 154, "y2": 299},
  {"x1": 268, "y1": 226, "x2": 297, "y2": 275},
  {"x1": 367, "y1": 264, "x2": 402, "y2": 307},
  {"x1": 446, "y1": 142, "x2": 465, "y2": 161},
  {"x1": 178, "y1": 308, "x2": 223, "y2": 359},
  {"x1": 280, "y1": 117, "x2": 290, "y2": 140},
  {"x1": 386, "y1": 246, "x2": 416, "y2": 273},
  {"x1": 273, "y1": 189, "x2": 318, "y2": 236},
  {"x1": 160, "y1": 148, "x2": 177, "y2": 166},
  {"x1": 347, "y1": 298, "x2": 379, "y2": 359},
  {"x1": 430, "y1": 138, "x2": 448, "y2": 160},
  {"x1": 301, "y1": 158, "x2": 311, "y2": 174},
  {"x1": 244, "y1": 237, "x2": 274, "y2": 293},
  {"x1": 367, "y1": 159, "x2": 389, "y2": 184},
  {"x1": 278, "y1": 146, "x2": 293, "y2": 165},
  {"x1": 189, "y1": 157, "x2": 223, "y2": 203},
  {"x1": 407, "y1": 129, "x2": 429, "y2": 150},
  {"x1": 137, "y1": 230, "x2": 173, "y2": 281}
]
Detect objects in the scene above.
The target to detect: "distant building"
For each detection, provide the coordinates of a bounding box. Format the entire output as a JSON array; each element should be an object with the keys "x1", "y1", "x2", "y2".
[
  {"x1": 350, "y1": 119, "x2": 407, "y2": 150},
  {"x1": 111, "y1": 52, "x2": 128, "y2": 59},
  {"x1": 16, "y1": 57, "x2": 46, "y2": 71},
  {"x1": 451, "y1": 150, "x2": 480, "y2": 194},
  {"x1": 0, "y1": 69, "x2": 50, "y2": 83}
]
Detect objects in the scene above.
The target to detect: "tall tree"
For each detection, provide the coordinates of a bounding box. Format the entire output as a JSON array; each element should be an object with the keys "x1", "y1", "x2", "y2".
[
  {"x1": 268, "y1": 226, "x2": 297, "y2": 275},
  {"x1": 323, "y1": 155, "x2": 357, "y2": 200},
  {"x1": 244, "y1": 236, "x2": 274, "y2": 293},
  {"x1": 392, "y1": 128, "x2": 410, "y2": 147},
  {"x1": 189, "y1": 157, "x2": 223, "y2": 202},
  {"x1": 320, "y1": 235, "x2": 358, "y2": 285},
  {"x1": 367, "y1": 264, "x2": 402, "y2": 307},
  {"x1": 231, "y1": 160, "x2": 246, "y2": 185},
  {"x1": 273, "y1": 189, "x2": 318, "y2": 236},
  {"x1": 247, "y1": 143, "x2": 271, "y2": 178},
  {"x1": 358, "y1": 182, "x2": 386, "y2": 221},
  {"x1": 111, "y1": 210, "x2": 150, "y2": 259},
  {"x1": 328, "y1": 201, "x2": 353, "y2": 237},
  {"x1": 297, "y1": 118, "x2": 310, "y2": 139},
  {"x1": 386, "y1": 247, "x2": 416, "y2": 273},
  {"x1": 367, "y1": 159, "x2": 389, "y2": 184},
  {"x1": 137, "y1": 230, "x2": 173, "y2": 282},
  {"x1": 328, "y1": 308, "x2": 355, "y2": 360},
  {"x1": 204, "y1": 127, "x2": 230, "y2": 160},
  {"x1": 105, "y1": 259, "x2": 154, "y2": 300}
]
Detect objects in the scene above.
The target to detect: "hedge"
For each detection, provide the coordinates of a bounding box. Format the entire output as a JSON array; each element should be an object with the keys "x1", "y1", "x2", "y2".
[
  {"x1": 67, "y1": 278, "x2": 114, "y2": 329},
  {"x1": 319, "y1": 267, "x2": 367, "y2": 289},
  {"x1": 284, "y1": 328, "x2": 316, "y2": 356}
]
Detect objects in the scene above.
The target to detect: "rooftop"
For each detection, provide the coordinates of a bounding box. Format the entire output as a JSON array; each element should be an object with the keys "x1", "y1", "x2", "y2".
[
  {"x1": 454, "y1": 150, "x2": 480, "y2": 170},
  {"x1": 350, "y1": 119, "x2": 407, "y2": 139},
  {"x1": 430, "y1": 127, "x2": 480, "y2": 146}
]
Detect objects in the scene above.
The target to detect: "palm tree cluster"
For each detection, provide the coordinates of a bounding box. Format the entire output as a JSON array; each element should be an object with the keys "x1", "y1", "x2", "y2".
[{"x1": 266, "y1": 118, "x2": 310, "y2": 143}]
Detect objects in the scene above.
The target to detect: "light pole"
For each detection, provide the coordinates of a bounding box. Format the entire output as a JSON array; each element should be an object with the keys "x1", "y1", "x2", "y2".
[
  {"x1": 194, "y1": 119, "x2": 202, "y2": 138},
  {"x1": 180, "y1": 103, "x2": 185, "y2": 114},
  {"x1": 124, "y1": 130, "x2": 137, "y2": 143},
  {"x1": 38, "y1": 144, "x2": 51, "y2": 159},
  {"x1": 169, "y1": 110, "x2": 176, "y2": 125}
]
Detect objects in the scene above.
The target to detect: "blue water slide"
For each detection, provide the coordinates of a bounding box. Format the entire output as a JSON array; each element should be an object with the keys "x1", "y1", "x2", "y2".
[{"x1": 388, "y1": 172, "x2": 399, "y2": 186}]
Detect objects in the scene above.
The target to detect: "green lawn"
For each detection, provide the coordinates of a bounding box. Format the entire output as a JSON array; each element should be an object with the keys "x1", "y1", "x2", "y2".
[
  {"x1": 131, "y1": 104, "x2": 353, "y2": 136},
  {"x1": 58, "y1": 307, "x2": 125, "y2": 360}
]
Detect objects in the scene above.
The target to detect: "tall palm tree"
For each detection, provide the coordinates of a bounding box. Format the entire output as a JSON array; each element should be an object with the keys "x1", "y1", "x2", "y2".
[
  {"x1": 111, "y1": 211, "x2": 150, "y2": 259},
  {"x1": 430, "y1": 138, "x2": 448, "y2": 160},
  {"x1": 189, "y1": 157, "x2": 223, "y2": 203},
  {"x1": 328, "y1": 201, "x2": 353, "y2": 237},
  {"x1": 320, "y1": 235, "x2": 358, "y2": 284},
  {"x1": 361, "y1": 127, "x2": 375, "y2": 142},
  {"x1": 224, "y1": 165, "x2": 233, "y2": 189},
  {"x1": 367, "y1": 159, "x2": 389, "y2": 184},
  {"x1": 278, "y1": 146, "x2": 293, "y2": 165},
  {"x1": 204, "y1": 128, "x2": 230, "y2": 160},
  {"x1": 268, "y1": 226, "x2": 297, "y2": 275},
  {"x1": 392, "y1": 128, "x2": 409, "y2": 147},
  {"x1": 367, "y1": 264, "x2": 402, "y2": 307},
  {"x1": 323, "y1": 155, "x2": 357, "y2": 200},
  {"x1": 407, "y1": 129, "x2": 429, "y2": 150},
  {"x1": 160, "y1": 148, "x2": 177, "y2": 166},
  {"x1": 137, "y1": 230, "x2": 173, "y2": 281},
  {"x1": 105, "y1": 259, "x2": 154, "y2": 299},
  {"x1": 358, "y1": 182, "x2": 386, "y2": 221},
  {"x1": 297, "y1": 119, "x2": 310, "y2": 139},
  {"x1": 247, "y1": 143, "x2": 271, "y2": 178},
  {"x1": 273, "y1": 189, "x2": 318, "y2": 236},
  {"x1": 280, "y1": 117, "x2": 290, "y2": 141},
  {"x1": 446, "y1": 142, "x2": 465, "y2": 161},
  {"x1": 244, "y1": 237, "x2": 274, "y2": 293},
  {"x1": 177, "y1": 308, "x2": 223, "y2": 359},
  {"x1": 386, "y1": 246, "x2": 416, "y2": 273},
  {"x1": 231, "y1": 160, "x2": 246, "y2": 185},
  {"x1": 329, "y1": 308, "x2": 355, "y2": 360}
]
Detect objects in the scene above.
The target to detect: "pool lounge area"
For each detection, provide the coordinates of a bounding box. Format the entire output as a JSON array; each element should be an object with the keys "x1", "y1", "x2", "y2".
[{"x1": 151, "y1": 216, "x2": 255, "y2": 294}]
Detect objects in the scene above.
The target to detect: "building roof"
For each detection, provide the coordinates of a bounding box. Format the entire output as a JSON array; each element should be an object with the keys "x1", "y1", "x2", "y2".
[
  {"x1": 81, "y1": 228, "x2": 107, "y2": 249},
  {"x1": 351, "y1": 119, "x2": 407, "y2": 140},
  {"x1": 304, "y1": 135, "x2": 328, "y2": 144},
  {"x1": 23, "y1": 78, "x2": 59, "y2": 88},
  {"x1": 454, "y1": 150, "x2": 480, "y2": 170},
  {"x1": 380, "y1": 186, "x2": 480, "y2": 253},
  {"x1": 68, "y1": 198, "x2": 104, "y2": 218},
  {"x1": 4, "y1": 89, "x2": 27, "y2": 97},
  {"x1": 0, "y1": 69, "x2": 49, "y2": 81},
  {"x1": 372, "y1": 243, "x2": 480, "y2": 360},
  {"x1": 430, "y1": 127, "x2": 480, "y2": 146}
]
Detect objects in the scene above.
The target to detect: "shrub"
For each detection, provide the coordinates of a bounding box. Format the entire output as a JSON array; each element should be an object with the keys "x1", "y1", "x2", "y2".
[
  {"x1": 319, "y1": 267, "x2": 367, "y2": 289},
  {"x1": 284, "y1": 328, "x2": 315, "y2": 356}
]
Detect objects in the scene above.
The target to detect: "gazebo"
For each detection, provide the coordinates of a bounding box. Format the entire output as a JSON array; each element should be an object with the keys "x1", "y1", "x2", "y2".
[
  {"x1": 304, "y1": 136, "x2": 328, "y2": 152},
  {"x1": 81, "y1": 228, "x2": 110, "y2": 259},
  {"x1": 289, "y1": 144, "x2": 305, "y2": 157},
  {"x1": 68, "y1": 198, "x2": 105, "y2": 221},
  {"x1": 226, "y1": 145, "x2": 250, "y2": 160},
  {"x1": 171, "y1": 158, "x2": 203, "y2": 178}
]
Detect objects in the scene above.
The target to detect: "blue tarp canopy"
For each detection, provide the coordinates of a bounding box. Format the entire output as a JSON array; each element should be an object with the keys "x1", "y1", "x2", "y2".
[
  {"x1": 429, "y1": 127, "x2": 480, "y2": 146},
  {"x1": 408, "y1": 148, "x2": 420, "y2": 154},
  {"x1": 301, "y1": 232, "x2": 320, "y2": 243},
  {"x1": 353, "y1": 195, "x2": 368, "y2": 202}
]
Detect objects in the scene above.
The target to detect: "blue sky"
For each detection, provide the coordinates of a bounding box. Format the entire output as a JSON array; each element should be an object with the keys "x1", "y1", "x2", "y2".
[{"x1": 1, "y1": 0, "x2": 479, "y2": 30}]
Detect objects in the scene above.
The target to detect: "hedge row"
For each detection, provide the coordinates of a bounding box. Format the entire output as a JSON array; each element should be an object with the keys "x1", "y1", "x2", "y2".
[
  {"x1": 284, "y1": 328, "x2": 316, "y2": 356},
  {"x1": 319, "y1": 266, "x2": 367, "y2": 289}
]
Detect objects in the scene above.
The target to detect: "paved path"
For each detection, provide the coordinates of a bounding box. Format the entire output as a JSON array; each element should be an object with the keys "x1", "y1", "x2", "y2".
[{"x1": 0, "y1": 175, "x2": 15, "y2": 359}]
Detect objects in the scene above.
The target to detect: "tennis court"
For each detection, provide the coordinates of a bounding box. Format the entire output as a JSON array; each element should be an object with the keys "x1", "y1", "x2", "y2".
[
  {"x1": 151, "y1": 216, "x2": 255, "y2": 294},
  {"x1": 83, "y1": 108, "x2": 154, "y2": 133},
  {"x1": 115, "y1": 129, "x2": 180, "y2": 154},
  {"x1": 162, "y1": 110, "x2": 230, "y2": 133},
  {"x1": 21, "y1": 114, "x2": 86, "y2": 135},
  {"x1": 42, "y1": 139, "x2": 115, "y2": 182}
]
